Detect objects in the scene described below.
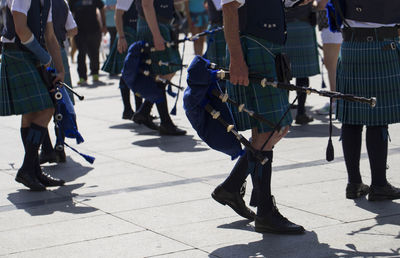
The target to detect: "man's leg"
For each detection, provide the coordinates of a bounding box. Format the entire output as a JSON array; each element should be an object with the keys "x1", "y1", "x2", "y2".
[
  {"x1": 75, "y1": 34, "x2": 88, "y2": 84},
  {"x1": 295, "y1": 77, "x2": 313, "y2": 125},
  {"x1": 87, "y1": 31, "x2": 102, "y2": 82}
]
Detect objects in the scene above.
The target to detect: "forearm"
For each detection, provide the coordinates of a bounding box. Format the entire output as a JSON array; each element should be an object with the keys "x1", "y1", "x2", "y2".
[
  {"x1": 100, "y1": 8, "x2": 106, "y2": 28},
  {"x1": 223, "y1": 2, "x2": 244, "y2": 62},
  {"x1": 66, "y1": 27, "x2": 78, "y2": 38},
  {"x1": 12, "y1": 11, "x2": 33, "y2": 42},
  {"x1": 115, "y1": 9, "x2": 125, "y2": 37},
  {"x1": 142, "y1": 0, "x2": 162, "y2": 40}
]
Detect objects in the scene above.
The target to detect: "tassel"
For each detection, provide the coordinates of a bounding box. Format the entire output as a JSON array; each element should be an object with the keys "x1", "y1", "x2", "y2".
[
  {"x1": 170, "y1": 104, "x2": 177, "y2": 116},
  {"x1": 326, "y1": 97, "x2": 335, "y2": 161},
  {"x1": 166, "y1": 84, "x2": 177, "y2": 97},
  {"x1": 321, "y1": 79, "x2": 327, "y2": 89},
  {"x1": 64, "y1": 143, "x2": 95, "y2": 164}
]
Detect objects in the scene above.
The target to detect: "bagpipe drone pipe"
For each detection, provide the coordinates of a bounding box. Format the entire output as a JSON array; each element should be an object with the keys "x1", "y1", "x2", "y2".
[
  {"x1": 184, "y1": 56, "x2": 377, "y2": 164},
  {"x1": 39, "y1": 67, "x2": 95, "y2": 164}
]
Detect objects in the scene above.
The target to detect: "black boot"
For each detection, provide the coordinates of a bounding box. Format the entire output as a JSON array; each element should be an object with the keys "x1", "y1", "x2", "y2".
[
  {"x1": 295, "y1": 78, "x2": 313, "y2": 125},
  {"x1": 132, "y1": 100, "x2": 159, "y2": 130},
  {"x1": 15, "y1": 126, "x2": 46, "y2": 191},
  {"x1": 120, "y1": 80, "x2": 134, "y2": 120},
  {"x1": 212, "y1": 152, "x2": 255, "y2": 220},
  {"x1": 35, "y1": 159, "x2": 65, "y2": 187},
  {"x1": 156, "y1": 91, "x2": 186, "y2": 136},
  {"x1": 39, "y1": 128, "x2": 57, "y2": 164}
]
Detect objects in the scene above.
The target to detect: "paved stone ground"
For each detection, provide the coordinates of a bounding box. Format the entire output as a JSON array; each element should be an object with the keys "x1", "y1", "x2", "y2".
[{"x1": 0, "y1": 41, "x2": 399, "y2": 258}]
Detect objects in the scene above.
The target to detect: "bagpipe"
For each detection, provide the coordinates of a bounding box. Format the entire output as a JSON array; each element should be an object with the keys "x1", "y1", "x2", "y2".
[
  {"x1": 39, "y1": 67, "x2": 95, "y2": 164},
  {"x1": 184, "y1": 56, "x2": 377, "y2": 164}
]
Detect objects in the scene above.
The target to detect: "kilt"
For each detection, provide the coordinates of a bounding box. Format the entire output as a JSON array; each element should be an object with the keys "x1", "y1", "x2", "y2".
[
  {"x1": 136, "y1": 18, "x2": 181, "y2": 75},
  {"x1": 283, "y1": 21, "x2": 320, "y2": 78},
  {"x1": 205, "y1": 23, "x2": 227, "y2": 69},
  {"x1": 0, "y1": 49, "x2": 53, "y2": 116},
  {"x1": 336, "y1": 39, "x2": 400, "y2": 126},
  {"x1": 102, "y1": 26, "x2": 137, "y2": 75},
  {"x1": 226, "y1": 35, "x2": 293, "y2": 133}
]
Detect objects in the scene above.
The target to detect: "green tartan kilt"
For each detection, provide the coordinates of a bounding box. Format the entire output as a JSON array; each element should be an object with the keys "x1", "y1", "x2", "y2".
[
  {"x1": 136, "y1": 18, "x2": 181, "y2": 75},
  {"x1": 283, "y1": 21, "x2": 320, "y2": 78},
  {"x1": 226, "y1": 35, "x2": 293, "y2": 133},
  {"x1": 205, "y1": 23, "x2": 227, "y2": 69},
  {"x1": 0, "y1": 49, "x2": 53, "y2": 116},
  {"x1": 102, "y1": 26, "x2": 137, "y2": 75},
  {"x1": 336, "y1": 39, "x2": 400, "y2": 125}
]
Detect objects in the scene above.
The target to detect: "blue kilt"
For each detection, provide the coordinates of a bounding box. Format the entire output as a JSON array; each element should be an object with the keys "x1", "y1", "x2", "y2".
[
  {"x1": 136, "y1": 18, "x2": 181, "y2": 75},
  {"x1": 336, "y1": 38, "x2": 400, "y2": 125},
  {"x1": 205, "y1": 23, "x2": 227, "y2": 69},
  {"x1": 283, "y1": 21, "x2": 320, "y2": 78},
  {"x1": 226, "y1": 35, "x2": 293, "y2": 133},
  {"x1": 102, "y1": 26, "x2": 137, "y2": 75},
  {"x1": 0, "y1": 49, "x2": 53, "y2": 116}
]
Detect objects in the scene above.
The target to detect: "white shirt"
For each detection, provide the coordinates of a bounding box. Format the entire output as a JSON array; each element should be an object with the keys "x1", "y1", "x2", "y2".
[
  {"x1": 211, "y1": 0, "x2": 222, "y2": 10},
  {"x1": 2, "y1": 0, "x2": 53, "y2": 42},
  {"x1": 221, "y1": 0, "x2": 301, "y2": 8},
  {"x1": 346, "y1": 20, "x2": 397, "y2": 28},
  {"x1": 116, "y1": 0, "x2": 134, "y2": 11},
  {"x1": 65, "y1": 10, "x2": 77, "y2": 30}
]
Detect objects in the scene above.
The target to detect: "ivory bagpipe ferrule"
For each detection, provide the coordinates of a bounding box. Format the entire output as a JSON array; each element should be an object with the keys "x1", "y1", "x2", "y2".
[
  {"x1": 141, "y1": 70, "x2": 184, "y2": 90},
  {"x1": 204, "y1": 103, "x2": 269, "y2": 165}
]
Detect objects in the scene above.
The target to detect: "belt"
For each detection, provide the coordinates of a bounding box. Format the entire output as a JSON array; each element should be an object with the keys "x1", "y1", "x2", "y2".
[{"x1": 342, "y1": 27, "x2": 399, "y2": 42}]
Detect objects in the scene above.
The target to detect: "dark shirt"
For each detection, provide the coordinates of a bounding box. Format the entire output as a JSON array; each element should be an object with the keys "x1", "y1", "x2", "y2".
[{"x1": 69, "y1": 0, "x2": 104, "y2": 33}]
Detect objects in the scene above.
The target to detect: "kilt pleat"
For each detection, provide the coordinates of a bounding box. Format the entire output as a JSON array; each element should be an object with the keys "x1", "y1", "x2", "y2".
[
  {"x1": 336, "y1": 39, "x2": 400, "y2": 125},
  {"x1": 226, "y1": 35, "x2": 293, "y2": 133},
  {"x1": 0, "y1": 50, "x2": 53, "y2": 116},
  {"x1": 283, "y1": 21, "x2": 320, "y2": 78},
  {"x1": 205, "y1": 24, "x2": 227, "y2": 68},
  {"x1": 136, "y1": 18, "x2": 181, "y2": 75},
  {"x1": 102, "y1": 26, "x2": 137, "y2": 75}
]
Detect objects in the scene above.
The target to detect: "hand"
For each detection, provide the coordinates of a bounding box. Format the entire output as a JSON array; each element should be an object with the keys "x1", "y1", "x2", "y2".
[
  {"x1": 229, "y1": 56, "x2": 249, "y2": 86},
  {"x1": 43, "y1": 58, "x2": 52, "y2": 68},
  {"x1": 102, "y1": 26, "x2": 108, "y2": 34},
  {"x1": 117, "y1": 37, "x2": 128, "y2": 53},
  {"x1": 52, "y1": 71, "x2": 65, "y2": 86},
  {"x1": 299, "y1": 0, "x2": 314, "y2": 6},
  {"x1": 153, "y1": 34, "x2": 166, "y2": 51}
]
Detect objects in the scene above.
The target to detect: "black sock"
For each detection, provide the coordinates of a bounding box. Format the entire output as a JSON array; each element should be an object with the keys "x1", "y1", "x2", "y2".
[
  {"x1": 137, "y1": 100, "x2": 153, "y2": 116},
  {"x1": 134, "y1": 94, "x2": 143, "y2": 112},
  {"x1": 341, "y1": 124, "x2": 363, "y2": 184},
  {"x1": 20, "y1": 124, "x2": 47, "y2": 171},
  {"x1": 255, "y1": 151, "x2": 274, "y2": 216},
  {"x1": 296, "y1": 78, "x2": 309, "y2": 116},
  {"x1": 221, "y1": 152, "x2": 249, "y2": 193},
  {"x1": 120, "y1": 80, "x2": 132, "y2": 112},
  {"x1": 366, "y1": 126, "x2": 388, "y2": 187},
  {"x1": 41, "y1": 128, "x2": 53, "y2": 154},
  {"x1": 156, "y1": 90, "x2": 173, "y2": 125}
]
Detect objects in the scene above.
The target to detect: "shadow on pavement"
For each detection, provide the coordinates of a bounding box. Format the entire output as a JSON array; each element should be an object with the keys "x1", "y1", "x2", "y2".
[
  {"x1": 132, "y1": 134, "x2": 209, "y2": 153},
  {"x1": 287, "y1": 123, "x2": 341, "y2": 138},
  {"x1": 208, "y1": 230, "x2": 400, "y2": 257}
]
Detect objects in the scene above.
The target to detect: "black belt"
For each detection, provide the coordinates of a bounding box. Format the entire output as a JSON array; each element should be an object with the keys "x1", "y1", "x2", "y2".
[{"x1": 342, "y1": 27, "x2": 399, "y2": 42}]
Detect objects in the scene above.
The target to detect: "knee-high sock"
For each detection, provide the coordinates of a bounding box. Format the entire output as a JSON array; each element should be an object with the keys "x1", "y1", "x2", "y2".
[
  {"x1": 120, "y1": 80, "x2": 132, "y2": 112},
  {"x1": 156, "y1": 89, "x2": 173, "y2": 125},
  {"x1": 41, "y1": 128, "x2": 53, "y2": 154},
  {"x1": 20, "y1": 124, "x2": 47, "y2": 171},
  {"x1": 341, "y1": 124, "x2": 363, "y2": 184},
  {"x1": 221, "y1": 151, "x2": 249, "y2": 193},
  {"x1": 136, "y1": 100, "x2": 153, "y2": 115},
  {"x1": 366, "y1": 125, "x2": 388, "y2": 187},
  {"x1": 255, "y1": 151, "x2": 274, "y2": 216},
  {"x1": 296, "y1": 77, "x2": 309, "y2": 116},
  {"x1": 134, "y1": 94, "x2": 143, "y2": 112}
]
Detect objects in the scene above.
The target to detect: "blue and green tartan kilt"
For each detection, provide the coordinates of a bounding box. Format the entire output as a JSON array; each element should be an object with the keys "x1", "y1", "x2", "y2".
[
  {"x1": 102, "y1": 26, "x2": 137, "y2": 75},
  {"x1": 205, "y1": 23, "x2": 227, "y2": 69},
  {"x1": 136, "y1": 18, "x2": 181, "y2": 75},
  {"x1": 336, "y1": 39, "x2": 400, "y2": 125},
  {"x1": 0, "y1": 49, "x2": 53, "y2": 116},
  {"x1": 226, "y1": 35, "x2": 293, "y2": 133},
  {"x1": 283, "y1": 21, "x2": 320, "y2": 78}
]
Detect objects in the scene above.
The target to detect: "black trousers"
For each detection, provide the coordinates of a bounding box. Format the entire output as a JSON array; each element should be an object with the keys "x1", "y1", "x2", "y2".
[{"x1": 75, "y1": 30, "x2": 102, "y2": 80}]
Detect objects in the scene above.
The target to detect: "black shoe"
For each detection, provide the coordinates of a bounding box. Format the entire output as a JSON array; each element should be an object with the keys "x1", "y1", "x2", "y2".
[
  {"x1": 211, "y1": 185, "x2": 255, "y2": 221},
  {"x1": 132, "y1": 112, "x2": 159, "y2": 130},
  {"x1": 55, "y1": 149, "x2": 66, "y2": 163},
  {"x1": 36, "y1": 171, "x2": 65, "y2": 187},
  {"x1": 122, "y1": 109, "x2": 134, "y2": 120},
  {"x1": 346, "y1": 183, "x2": 370, "y2": 199},
  {"x1": 255, "y1": 198, "x2": 305, "y2": 234},
  {"x1": 368, "y1": 183, "x2": 400, "y2": 201},
  {"x1": 295, "y1": 114, "x2": 314, "y2": 125},
  {"x1": 15, "y1": 169, "x2": 46, "y2": 191},
  {"x1": 39, "y1": 150, "x2": 58, "y2": 164},
  {"x1": 159, "y1": 123, "x2": 186, "y2": 136}
]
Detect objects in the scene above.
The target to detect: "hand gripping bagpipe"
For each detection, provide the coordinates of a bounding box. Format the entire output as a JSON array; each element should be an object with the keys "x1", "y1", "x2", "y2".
[
  {"x1": 39, "y1": 67, "x2": 95, "y2": 164},
  {"x1": 184, "y1": 56, "x2": 377, "y2": 164}
]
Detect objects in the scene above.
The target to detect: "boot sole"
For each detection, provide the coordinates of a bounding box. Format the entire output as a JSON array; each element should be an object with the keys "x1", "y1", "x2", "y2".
[
  {"x1": 368, "y1": 194, "x2": 400, "y2": 201},
  {"x1": 254, "y1": 226, "x2": 305, "y2": 235}
]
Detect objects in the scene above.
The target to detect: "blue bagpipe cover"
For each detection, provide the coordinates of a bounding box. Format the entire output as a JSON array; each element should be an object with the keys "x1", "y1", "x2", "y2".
[
  {"x1": 121, "y1": 41, "x2": 165, "y2": 103},
  {"x1": 184, "y1": 56, "x2": 244, "y2": 160},
  {"x1": 56, "y1": 86, "x2": 84, "y2": 144},
  {"x1": 327, "y1": 0, "x2": 346, "y2": 33}
]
